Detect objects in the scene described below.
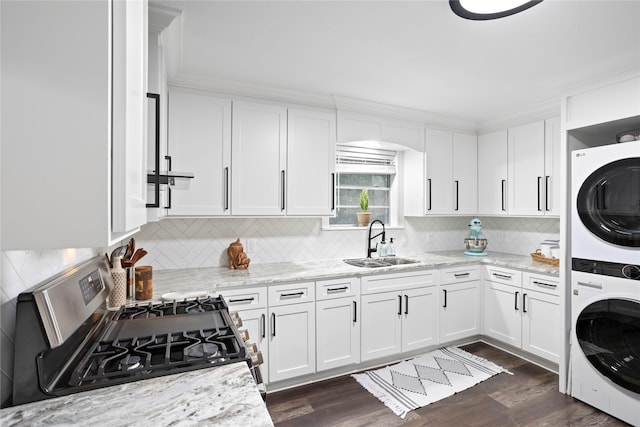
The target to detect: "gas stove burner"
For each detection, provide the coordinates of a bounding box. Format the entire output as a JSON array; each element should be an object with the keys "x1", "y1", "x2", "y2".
[
  {"x1": 119, "y1": 355, "x2": 142, "y2": 371},
  {"x1": 186, "y1": 342, "x2": 219, "y2": 359}
]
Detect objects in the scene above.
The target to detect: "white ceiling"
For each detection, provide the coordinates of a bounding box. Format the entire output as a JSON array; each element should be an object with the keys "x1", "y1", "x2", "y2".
[{"x1": 154, "y1": 0, "x2": 640, "y2": 129}]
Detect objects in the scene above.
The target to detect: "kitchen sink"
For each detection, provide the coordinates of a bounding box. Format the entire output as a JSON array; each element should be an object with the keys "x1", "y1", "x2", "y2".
[{"x1": 343, "y1": 257, "x2": 420, "y2": 268}]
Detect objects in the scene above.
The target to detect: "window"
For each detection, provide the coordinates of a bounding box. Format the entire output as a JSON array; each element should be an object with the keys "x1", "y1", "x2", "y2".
[{"x1": 328, "y1": 146, "x2": 400, "y2": 227}]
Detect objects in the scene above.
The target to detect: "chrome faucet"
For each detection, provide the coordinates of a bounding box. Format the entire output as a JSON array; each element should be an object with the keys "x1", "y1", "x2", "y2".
[{"x1": 367, "y1": 220, "x2": 386, "y2": 258}]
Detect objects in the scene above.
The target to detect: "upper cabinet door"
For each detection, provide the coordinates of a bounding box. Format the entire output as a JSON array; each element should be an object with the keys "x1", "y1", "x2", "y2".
[
  {"x1": 453, "y1": 133, "x2": 478, "y2": 215},
  {"x1": 231, "y1": 101, "x2": 287, "y2": 215},
  {"x1": 112, "y1": 0, "x2": 148, "y2": 233},
  {"x1": 167, "y1": 89, "x2": 231, "y2": 216},
  {"x1": 477, "y1": 130, "x2": 508, "y2": 216},
  {"x1": 508, "y1": 121, "x2": 545, "y2": 216},
  {"x1": 544, "y1": 117, "x2": 561, "y2": 216},
  {"x1": 425, "y1": 129, "x2": 454, "y2": 214},
  {"x1": 287, "y1": 108, "x2": 336, "y2": 216}
]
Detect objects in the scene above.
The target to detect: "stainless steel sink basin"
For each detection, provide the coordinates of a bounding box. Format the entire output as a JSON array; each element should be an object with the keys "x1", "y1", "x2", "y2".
[{"x1": 343, "y1": 257, "x2": 419, "y2": 268}]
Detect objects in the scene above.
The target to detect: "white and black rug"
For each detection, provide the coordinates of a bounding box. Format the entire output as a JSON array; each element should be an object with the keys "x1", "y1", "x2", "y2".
[{"x1": 352, "y1": 346, "x2": 511, "y2": 419}]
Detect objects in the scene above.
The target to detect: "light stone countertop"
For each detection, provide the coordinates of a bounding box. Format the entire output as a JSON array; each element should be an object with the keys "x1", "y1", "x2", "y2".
[
  {"x1": 0, "y1": 362, "x2": 273, "y2": 427},
  {"x1": 151, "y1": 250, "x2": 560, "y2": 297}
]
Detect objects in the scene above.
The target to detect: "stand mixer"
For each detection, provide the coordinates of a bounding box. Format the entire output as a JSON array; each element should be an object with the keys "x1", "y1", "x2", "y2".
[{"x1": 464, "y1": 218, "x2": 488, "y2": 256}]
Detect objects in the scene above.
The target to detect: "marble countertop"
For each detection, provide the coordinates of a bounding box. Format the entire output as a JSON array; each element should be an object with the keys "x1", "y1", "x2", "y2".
[
  {"x1": 151, "y1": 250, "x2": 560, "y2": 297},
  {"x1": 0, "y1": 363, "x2": 273, "y2": 427}
]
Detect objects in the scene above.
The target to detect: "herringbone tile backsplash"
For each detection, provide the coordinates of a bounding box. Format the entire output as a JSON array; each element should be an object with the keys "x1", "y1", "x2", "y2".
[{"x1": 133, "y1": 216, "x2": 560, "y2": 270}]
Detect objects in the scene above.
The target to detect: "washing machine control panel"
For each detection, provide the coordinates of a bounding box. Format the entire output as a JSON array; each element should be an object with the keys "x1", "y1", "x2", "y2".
[{"x1": 572, "y1": 258, "x2": 640, "y2": 280}]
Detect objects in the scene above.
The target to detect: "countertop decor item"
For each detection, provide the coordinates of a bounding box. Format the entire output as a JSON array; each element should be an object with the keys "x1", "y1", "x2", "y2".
[
  {"x1": 108, "y1": 256, "x2": 126, "y2": 309},
  {"x1": 228, "y1": 238, "x2": 251, "y2": 269},
  {"x1": 464, "y1": 218, "x2": 488, "y2": 256},
  {"x1": 357, "y1": 188, "x2": 371, "y2": 226},
  {"x1": 531, "y1": 249, "x2": 560, "y2": 266},
  {"x1": 352, "y1": 346, "x2": 510, "y2": 419}
]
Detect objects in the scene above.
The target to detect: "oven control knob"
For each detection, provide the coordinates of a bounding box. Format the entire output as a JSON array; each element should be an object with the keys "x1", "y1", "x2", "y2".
[
  {"x1": 238, "y1": 327, "x2": 250, "y2": 342},
  {"x1": 622, "y1": 265, "x2": 640, "y2": 280},
  {"x1": 251, "y1": 351, "x2": 264, "y2": 366},
  {"x1": 246, "y1": 342, "x2": 258, "y2": 354},
  {"x1": 229, "y1": 312, "x2": 243, "y2": 328}
]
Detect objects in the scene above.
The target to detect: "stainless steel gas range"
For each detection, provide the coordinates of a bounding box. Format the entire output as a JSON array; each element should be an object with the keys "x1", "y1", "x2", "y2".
[{"x1": 11, "y1": 256, "x2": 264, "y2": 407}]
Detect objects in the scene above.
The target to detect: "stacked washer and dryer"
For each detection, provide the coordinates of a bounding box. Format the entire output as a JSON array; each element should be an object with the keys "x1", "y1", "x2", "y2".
[{"x1": 570, "y1": 139, "x2": 640, "y2": 426}]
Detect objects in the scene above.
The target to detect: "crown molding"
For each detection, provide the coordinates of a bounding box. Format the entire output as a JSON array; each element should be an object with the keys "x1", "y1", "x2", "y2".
[
  {"x1": 476, "y1": 99, "x2": 561, "y2": 134},
  {"x1": 149, "y1": 4, "x2": 181, "y2": 35}
]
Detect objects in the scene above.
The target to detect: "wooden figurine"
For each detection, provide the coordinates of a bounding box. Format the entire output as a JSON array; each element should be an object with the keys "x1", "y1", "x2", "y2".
[{"x1": 228, "y1": 238, "x2": 251, "y2": 269}]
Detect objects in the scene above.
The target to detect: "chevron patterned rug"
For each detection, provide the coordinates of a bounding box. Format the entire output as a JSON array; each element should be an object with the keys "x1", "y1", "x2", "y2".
[{"x1": 352, "y1": 346, "x2": 511, "y2": 419}]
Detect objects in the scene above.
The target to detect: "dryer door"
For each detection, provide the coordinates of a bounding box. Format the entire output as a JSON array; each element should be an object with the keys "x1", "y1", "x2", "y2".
[
  {"x1": 576, "y1": 157, "x2": 640, "y2": 247},
  {"x1": 576, "y1": 298, "x2": 640, "y2": 393}
]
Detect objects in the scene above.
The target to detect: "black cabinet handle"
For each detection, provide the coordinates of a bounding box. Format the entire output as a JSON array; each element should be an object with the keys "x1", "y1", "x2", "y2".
[
  {"x1": 443, "y1": 289, "x2": 447, "y2": 308},
  {"x1": 537, "y1": 176, "x2": 542, "y2": 211},
  {"x1": 545, "y1": 176, "x2": 550, "y2": 211},
  {"x1": 281, "y1": 170, "x2": 286, "y2": 211},
  {"x1": 271, "y1": 312, "x2": 276, "y2": 337},
  {"x1": 515, "y1": 291, "x2": 519, "y2": 311},
  {"x1": 455, "y1": 180, "x2": 459, "y2": 211},
  {"x1": 454, "y1": 272, "x2": 470, "y2": 278},
  {"x1": 533, "y1": 280, "x2": 557, "y2": 289},
  {"x1": 493, "y1": 273, "x2": 513, "y2": 280},
  {"x1": 331, "y1": 173, "x2": 336, "y2": 211},
  {"x1": 427, "y1": 179, "x2": 432, "y2": 211},
  {"x1": 229, "y1": 297, "x2": 255, "y2": 303},
  {"x1": 224, "y1": 167, "x2": 229, "y2": 210},
  {"x1": 353, "y1": 301, "x2": 357, "y2": 323},
  {"x1": 261, "y1": 313, "x2": 266, "y2": 339},
  {"x1": 523, "y1": 293, "x2": 527, "y2": 313},
  {"x1": 281, "y1": 291, "x2": 304, "y2": 298},
  {"x1": 398, "y1": 295, "x2": 402, "y2": 315},
  {"x1": 404, "y1": 294, "x2": 409, "y2": 315},
  {"x1": 501, "y1": 180, "x2": 506, "y2": 211},
  {"x1": 165, "y1": 186, "x2": 172, "y2": 209},
  {"x1": 146, "y1": 93, "x2": 161, "y2": 208},
  {"x1": 327, "y1": 286, "x2": 348, "y2": 293},
  {"x1": 166, "y1": 155, "x2": 172, "y2": 172}
]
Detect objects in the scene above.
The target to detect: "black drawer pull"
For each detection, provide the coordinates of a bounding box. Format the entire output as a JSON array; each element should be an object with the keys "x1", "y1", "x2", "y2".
[
  {"x1": 229, "y1": 297, "x2": 255, "y2": 303},
  {"x1": 327, "y1": 286, "x2": 348, "y2": 293},
  {"x1": 454, "y1": 272, "x2": 470, "y2": 278},
  {"x1": 493, "y1": 273, "x2": 513, "y2": 280},
  {"x1": 281, "y1": 291, "x2": 304, "y2": 298},
  {"x1": 533, "y1": 281, "x2": 557, "y2": 288}
]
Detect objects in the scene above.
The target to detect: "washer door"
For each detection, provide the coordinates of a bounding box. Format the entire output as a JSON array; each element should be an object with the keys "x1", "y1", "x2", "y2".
[
  {"x1": 576, "y1": 298, "x2": 640, "y2": 394},
  {"x1": 576, "y1": 157, "x2": 640, "y2": 247}
]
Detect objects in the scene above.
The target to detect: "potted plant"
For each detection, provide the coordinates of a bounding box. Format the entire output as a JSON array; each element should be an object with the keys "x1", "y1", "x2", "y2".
[{"x1": 357, "y1": 189, "x2": 371, "y2": 226}]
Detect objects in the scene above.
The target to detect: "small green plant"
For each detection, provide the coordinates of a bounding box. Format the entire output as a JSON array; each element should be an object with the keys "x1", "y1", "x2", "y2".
[{"x1": 360, "y1": 189, "x2": 369, "y2": 212}]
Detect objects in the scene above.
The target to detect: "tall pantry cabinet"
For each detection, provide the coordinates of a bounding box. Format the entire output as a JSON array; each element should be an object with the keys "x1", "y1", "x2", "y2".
[{"x1": 1, "y1": 0, "x2": 148, "y2": 250}]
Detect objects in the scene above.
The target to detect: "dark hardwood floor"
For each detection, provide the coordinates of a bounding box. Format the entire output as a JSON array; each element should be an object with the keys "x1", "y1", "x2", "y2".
[{"x1": 266, "y1": 342, "x2": 630, "y2": 427}]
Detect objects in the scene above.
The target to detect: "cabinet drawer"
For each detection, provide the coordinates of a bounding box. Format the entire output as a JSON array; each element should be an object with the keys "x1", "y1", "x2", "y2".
[
  {"x1": 440, "y1": 265, "x2": 481, "y2": 284},
  {"x1": 523, "y1": 272, "x2": 560, "y2": 296},
  {"x1": 269, "y1": 282, "x2": 315, "y2": 306},
  {"x1": 219, "y1": 287, "x2": 267, "y2": 310},
  {"x1": 316, "y1": 277, "x2": 360, "y2": 301},
  {"x1": 484, "y1": 266, "x2": 522, "y2": 287},
  {"x1": 361, "y1": 270, "x2": 438, "y2": 294}
]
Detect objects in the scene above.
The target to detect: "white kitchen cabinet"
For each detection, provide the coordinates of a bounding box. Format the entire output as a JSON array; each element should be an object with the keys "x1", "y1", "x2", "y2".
[
  {"x1": 232, "y1": 101, "x2": 287, "y2": 215},
  {"x1": 167, "y1": 89, "x2": 231, "y2": 216},
  {"x1": 219, "y1": 287, "x2": 269, "y2": 383},
  {"x1": 477, "y1": 129, "x2": 508, "y2": 216},
  {"x1": 508, "y1": 121, "x2": 546, "y2": 216},
  {"x1": 483, "y1": 267, "x2": 559, "y2": 364},
  {"x1": 315, "y1": 277, "x2": 360, "y2": 372},
  {"x1": 521, "y1": 272, "x2": 560, "y2": 363},
  {"x1": 287, "y1": 107, "x2": 336, "y2": 216},
  {"x1": 439, "y1": 265, "x2": 481, "y2": 343},
  {"x1": 360, "y1": 270, "x2": 439, "y2": 362},
  {"x1": 404, "y1": 130, "x2": 477, "y2": 216},
  {"x1": 268, "y1": 282, "x2": 316, "y2": 382},
  {"x1": 1, "y1": 0, "x2": 148, "y2": 249},
  {"x1": 337, "y1": 110, "x2": 424, "y2": 151}
]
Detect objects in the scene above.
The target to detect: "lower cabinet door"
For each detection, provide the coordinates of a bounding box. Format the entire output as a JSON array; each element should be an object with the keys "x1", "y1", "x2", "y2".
[
  {"x1": 316, "y1": 297, "x2": 360, "y2": 371},
  {"x1": 401, "y1": 287, "x2": 438, "y2": 352},
  {"x1": 268, "y1": 302, "x2": 315, "y2": 382},
  {"x1": 235, "y1": 307, "x2": 269, "y2": 384},
  {"x1": 361, "y1": 292, "x2": 402, "y2": 362},
  {"x1": 484, "y1": 281, "x2": 522, "y2": 347},
  {"x1": 439, "y1": 281, "x2": 481, "y2": 343},
  {"x1": 522, "y1": 290, "x2": 560, "y2": 363}
]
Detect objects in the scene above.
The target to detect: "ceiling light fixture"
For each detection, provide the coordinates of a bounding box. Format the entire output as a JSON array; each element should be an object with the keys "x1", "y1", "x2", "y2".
[{"x1": 450, "y1": 0, "x2": 543, "y2": 20}]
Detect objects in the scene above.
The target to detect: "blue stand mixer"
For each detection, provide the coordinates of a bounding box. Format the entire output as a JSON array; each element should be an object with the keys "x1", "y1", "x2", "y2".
[{"x1": 464, "y1": 218, "x2": 488, "y2": 256}]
